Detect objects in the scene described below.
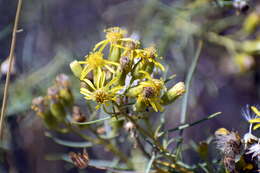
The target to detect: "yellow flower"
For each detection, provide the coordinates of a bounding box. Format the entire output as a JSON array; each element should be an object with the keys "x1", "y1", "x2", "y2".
[
  {"x1": 135, "y1": 45, "x2": 165, "y2": 71},
  {"x1": 93, "y1": 27, "x2": 127, "y2": 52},
  {"x1": 78, "y1": 51, "x2": 119, "y2": 80},
  {"x1": 248, "y1": 106, "x2": 260, "y2": 130},
  {"x1": 130, "y1": 71, "x2": 165, "y2": 112},
  {"x1": 80, "y1": 71, "x2": 123, "y2": 109}
]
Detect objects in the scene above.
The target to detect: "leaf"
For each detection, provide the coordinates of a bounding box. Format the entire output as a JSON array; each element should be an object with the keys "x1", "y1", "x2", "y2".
[
  {"x1": 145, "y1": 153, "x2": 155, "y2": 173},
  {"x1": 45, "y1": 132, "x2": 92, "y2": 148},
  {"x1": 71, "y1": 116, "x2": 111, "y2": 125}
]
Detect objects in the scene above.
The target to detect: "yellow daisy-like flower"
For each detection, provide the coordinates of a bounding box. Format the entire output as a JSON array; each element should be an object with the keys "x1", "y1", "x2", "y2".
[
  {"x1": 135, "y1": 45, "x2": 165, "y2": 71},
  {"x1": 78, "y1": 51, "x2": 119, "y2": 80},
  {"x1": 248, "y1": 106, "x2": 260, "y2": 130},
  {"x1": 80, "y1": 71, "x2": 123, "y2": 109},
  {"x1": 130, "y1": 71, "x2": 165, "y2": 112},
  {"x1": 93, "y1": 27, "x2": 127, "y2": 52}
]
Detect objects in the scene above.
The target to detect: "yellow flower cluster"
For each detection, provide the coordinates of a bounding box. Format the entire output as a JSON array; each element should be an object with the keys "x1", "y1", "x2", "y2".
[{"x1": 70, "y1": 27, "x2": 185, "y2": 112}]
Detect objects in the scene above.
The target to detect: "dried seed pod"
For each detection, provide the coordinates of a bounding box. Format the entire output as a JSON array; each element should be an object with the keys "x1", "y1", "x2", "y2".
[{"x1": 69, "y1": 150, "x2": 89, "y2": 169}]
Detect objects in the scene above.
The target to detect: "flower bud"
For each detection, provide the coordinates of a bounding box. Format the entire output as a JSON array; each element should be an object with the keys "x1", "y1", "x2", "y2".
[
  {"x1": 161, "y1": 82, "x2": 185, "y2": 105},
  {"x1": 70, "y1": 60, "x2": 82, "y2": 78},
  {"x1": 120, "y1": 56, "x2": 132, "y2": 73},
  {"x1": 47, "y1": 86, "x2": 66, "y2": 122},
  {"x1": 109, "y1": 47, "x2": 121, "y2": 62},
  {"x1": 234, "y1": 53, "x2": 254, "y2": 72},
  {"x1": 243, "y1": 12, "x2": 259, "y2": 34},
  {"x1": 127, "y1": 86, "x2": 142, "y2": 97},
  {"x1": 43, "y1": 111, "x2": 60, "y2": 129},
  {"x1": 59, "y1": 88, "x2": 74, "y2": 108},
  {"x1": 31, "y1": 96, "x2": 59, "y2": 129},
  {"x1": 134, "y1": 98, "x2": 147, "y2": 112}
]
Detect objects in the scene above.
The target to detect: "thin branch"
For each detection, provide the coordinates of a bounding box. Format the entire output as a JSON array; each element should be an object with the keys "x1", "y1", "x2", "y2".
[
  {"x1": 0, "y1": 0, "x2": 23, "y2": 139},
  {"x1": 180, "y1": 40, "x2": 203, "y2": 126}
]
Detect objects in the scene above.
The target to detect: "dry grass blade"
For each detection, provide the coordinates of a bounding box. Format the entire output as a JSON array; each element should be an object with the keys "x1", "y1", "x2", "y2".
[{"x1": 0, "y1": 0, "x2": 23, "y2": 139}]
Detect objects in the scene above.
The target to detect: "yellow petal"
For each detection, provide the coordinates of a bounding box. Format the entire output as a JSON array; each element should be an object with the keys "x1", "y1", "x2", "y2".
[
  {"x1": 251, "y1": 106, "x2": 260, "y2": 116},
  {"x1": 253, "y1": 123, "x2": 260, "y2": 130},
  {"x1": 83, "y1": 79, "x2": 96, "y2": 91},
  {"x1": 249, "y1": 118, "x2": 260, "y2": 123}
]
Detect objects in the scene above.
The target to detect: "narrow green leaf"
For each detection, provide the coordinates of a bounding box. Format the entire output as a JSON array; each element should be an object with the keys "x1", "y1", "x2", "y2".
[
  {"x1": 45, "y1": 132, "x2": 92, "y2": 148},
  {"x1": 145, "y1": 153, "x2": 155, "y2": 173},
  {"x1": 71, "y1": 116, "x2": 111, "y2": 125}
]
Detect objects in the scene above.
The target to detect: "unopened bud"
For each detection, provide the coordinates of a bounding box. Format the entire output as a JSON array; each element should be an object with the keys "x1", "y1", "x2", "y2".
[
  {"x1": 134, "y1": 98, "x2": 147, "y2": 112},
  {"x1": 120, "y1": 56, "x2": 132, "y2": 72},
  {"x1": 109, "y1": 47, "x2": 121, "y2": 62},
  {"x1": 234, "y1": 53, "x2": 254, "y2": 72},
  {"x1": 31, "y1": 96, "x2": 59, "y2": 129},
  {"x1": 70, "y1": 60, "x2": 82, "y2": 78},
  {"x1": 161, "y1": 82, "x2": 185, "y2": 105},
  {"x1": 243, "y1": 12, "x2": 259, "y2": 34},
  {"x1": 47, "y1": 86, "x2": 66, "y2": 121}
]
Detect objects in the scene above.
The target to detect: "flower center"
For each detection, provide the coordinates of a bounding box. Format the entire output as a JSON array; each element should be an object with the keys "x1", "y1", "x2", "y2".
[
  {"x1": 143, "y1": 87, "x2": 156, "y2": 98},
  {"x1": 86, "y1": 52, "x2": 105, "y2": 68},
  {"x1": 94, "y1": 90, "x2": 109, "y2": 104},
  {"x1": 105, "y1": 27, "x2": 126, "y2": 43}
]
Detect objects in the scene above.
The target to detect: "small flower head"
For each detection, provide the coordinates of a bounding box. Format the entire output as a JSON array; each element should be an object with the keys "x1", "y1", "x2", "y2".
[
  {"x1": 93, "y1": 27, "x2": 127, "y2": 52},
  {"x1": 215, "y1": 128, "x2": 242, "y2": 156},
  {"x1": 105, "y1": 27, "x2": 127, "y2": 44},
  {"x1": 79, "y1": 51, "x2": 119, "y2": 80},
  {"x1": 135, "y1": 45, "x2": 165, "y2": 71},
  {"x1": 80, "y1": 71, "x2": 123, "y2": 109},
  {"x1": 133, "y1": 71, "x2": 165, "y2": 112}
]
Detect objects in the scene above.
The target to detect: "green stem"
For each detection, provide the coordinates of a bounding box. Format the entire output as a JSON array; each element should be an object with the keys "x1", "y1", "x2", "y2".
[{"x1": 180, "y1": 40, "x2": 203, "y2": 125}]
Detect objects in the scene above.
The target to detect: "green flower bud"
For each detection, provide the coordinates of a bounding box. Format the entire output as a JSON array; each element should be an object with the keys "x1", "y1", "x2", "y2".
[
  {"x1": 243, "y1": 12, "x2": 259, "y2": 34},
  {"x1": 161, "y1": 82, "x2": 185, "y2": 105},
  {"x1": 59, "y1": 88, "x2": 74, "y2": 108},
  {"x1": 145, "y1": 62, "x2": 154, "y2": 74},
  {"x1": 50, "y1": 101, "x2": 66, "y2": 122},
  {"x1": 127, "y1": 86, "x2": 142, "y2": 97},
  {"x1": 134, "y1": 98, "x2": 147, "y2": 112},
  {"x1": 31, "y1": 96, "x2": 59, "y2": 129},
  {"x1": 48, "y1": 86, "x2": 66, "y2": 122},
  {"x1": 234, "y1": 53, "x2": 254, "y2": 72},
  {"x1": 109, "y1": 47, "x2": 121, "y2": 62},
  {"x1": 70, "y1": 60, "x2": 82, "y2": 78},
  {"x1": 43, "y1": 110, "x2": 59, "y2": 129},
  {"x1": 242, "y1": 41, "x2": 260, "y2": 54}
]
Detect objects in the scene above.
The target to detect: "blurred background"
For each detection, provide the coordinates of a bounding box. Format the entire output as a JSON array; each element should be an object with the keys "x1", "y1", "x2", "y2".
[{"x1": 0, "y1": 0, "x2": 260, "y2": 172}]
